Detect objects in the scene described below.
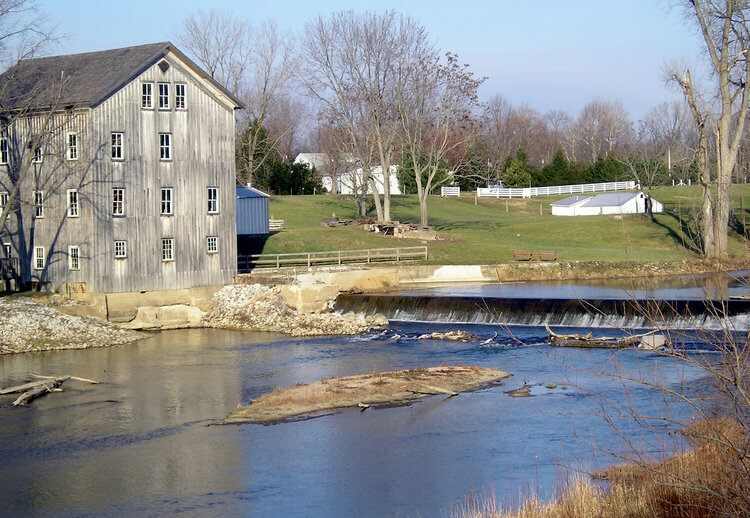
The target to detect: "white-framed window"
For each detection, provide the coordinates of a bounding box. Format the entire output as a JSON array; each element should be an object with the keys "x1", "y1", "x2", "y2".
[
  {"x1": 142, "y1": 82, "x2": 153, "y2": 108},
  {"x1": 207, "y1": 187, "x2": 219, "y2": 214},
  {"x1": 206, "y1": 236, "x2": 218, "y2": 254},
  {"x1": 33, "y1": 246, "x2": 44, "y2": 270},
  {"x1": 68, "y1": 245, "x2": 80, "y2": 270},
  {"x1": 161, "y1": 237, "x2": 174, "y2": 262},
  {"x1": 66, "y1": 132, "x2": 78, "y2": 160},
  {"x1": 0, "y1": 191, "x2": 7, "y2": 212},
  {"x1": 0, "y1": 138, "x2": 7, "y2": 165},
  {"x1": 2, "y1": 243, "x2": 10, "y2": 259},
  {"x1": 67, "y1": 189, "x2": 79, "y2": 217},
  {"x1": 112, "y1": 187, "x2": 124, "y2": 216},
  {"x1": 111, "y1": 132, "x2": 123, "y2": 160},
  {"x1": 31, "y1": 143, "x2": 42, "y2": 163},
  {"x1": 158, "y1": 82, "x2": 170, "y2": 109},
  {"x1": 160, "y1": 187, "x2": 173, "y2": 215},
  {"x1": 175, "y1": 83, "x2": 186, "y2": 109},
  {"x1": 159, "y1": 133, "x2": 171, "y2": 160},
  {"x1": 33, "y1": 190, "x2": 43, "y2": 218},
  {"x1": 114, "y1": 240, "x2": 127, "y2": 259}
]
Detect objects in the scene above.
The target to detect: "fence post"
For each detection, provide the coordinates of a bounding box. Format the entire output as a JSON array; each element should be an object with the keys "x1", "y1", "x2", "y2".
[
  {"x1": 367, "y1": 249, "x2": 371, "y2": 263},
  {"x1": 338, "y1": 250, "x2": 341, "y2": 265},
  {"x1": 307, "y1": 253, "x2": 311, "y2": 267},
  {"x1": 276, "y1": 255, "x2": 280, "y2": 269}
]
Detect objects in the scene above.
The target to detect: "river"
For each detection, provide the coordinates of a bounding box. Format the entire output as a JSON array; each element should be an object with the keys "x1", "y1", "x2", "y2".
[{"x1": 0, "y1": 312, "x2": 713, "y2": 517}]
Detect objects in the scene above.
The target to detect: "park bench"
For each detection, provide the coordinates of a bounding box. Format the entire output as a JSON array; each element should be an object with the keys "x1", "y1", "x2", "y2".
[
  {"x1": 269, "y1": 219, "x2": 285, "y2": 231},
  {"x1": 513, "y1": 250, "x2": 533, "y2": 261},
  {"x1": 537, "y1": 250, "x2": 557, "y2": 261}
]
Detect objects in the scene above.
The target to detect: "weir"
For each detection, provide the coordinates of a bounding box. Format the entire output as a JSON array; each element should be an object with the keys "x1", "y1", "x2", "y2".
[{"x1": 334, "y1": 294, "x2": 750, "y2": 330}]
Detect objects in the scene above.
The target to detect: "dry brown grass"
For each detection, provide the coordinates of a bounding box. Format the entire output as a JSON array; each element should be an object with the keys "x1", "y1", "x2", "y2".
[
  {"x1": 220, "y1": 365, "x2": 510, "y2": 424},
  {"x1": 452, "y1": 418, "x2": 750, "y2": 518}
]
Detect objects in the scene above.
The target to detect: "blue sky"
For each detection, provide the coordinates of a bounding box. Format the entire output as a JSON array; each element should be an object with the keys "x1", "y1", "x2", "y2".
[{"x1": 38, "y1": 0, "x2": 705, "y2": 120}]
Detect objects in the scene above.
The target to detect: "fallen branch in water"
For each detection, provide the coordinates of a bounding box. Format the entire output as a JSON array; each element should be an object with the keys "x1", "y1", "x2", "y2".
[{"x1": 2, "y1": 374, "x2": 99, "y2": 406}]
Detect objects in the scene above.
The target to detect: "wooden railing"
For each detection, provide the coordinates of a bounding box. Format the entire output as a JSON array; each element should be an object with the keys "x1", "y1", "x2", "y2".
[
  {"x1": 238, "y1": 246, "x2": 428, "y2": 271},
  {"x1": 477, "y1": 181, "x2": 636, "y2": 199}
]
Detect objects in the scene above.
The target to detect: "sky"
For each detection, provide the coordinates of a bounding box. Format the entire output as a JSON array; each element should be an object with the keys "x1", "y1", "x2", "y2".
[{"x1": 37, "y1": 0, "x2": 707, "y2": 120}]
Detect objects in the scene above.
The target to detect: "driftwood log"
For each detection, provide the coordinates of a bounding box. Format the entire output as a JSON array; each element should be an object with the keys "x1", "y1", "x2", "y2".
[{"x1": 2, "y1": 374, "x2": 99, "y2": 406}]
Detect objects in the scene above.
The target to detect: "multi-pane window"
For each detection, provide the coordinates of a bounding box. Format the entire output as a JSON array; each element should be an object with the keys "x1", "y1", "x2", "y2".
[
  {"x1": 111, "y1": 132, "x2": 123, "y2": 160},
  {"x1": 0, "y1": 192, "x2": 7, "y2": 212},
  {"x1": 175, "y1": 83, "x2": 186, "y2": 109},
  {"x1": 68, "y1": 246, "x2": 80, "y2": 270},
  {"x1": 159, "y1": 133, "x2": 171, "y2": 160},
  {"x1": 160, "y1": 188, "x2": 173, "y2": 215},
  {"x1": 67, "y1": 189, "x2": 78, "y2": 217},
  {"x1": 31, "y1": 144, "x2": 42, "y2": 163},
  {"x1": 207, "y1": 187, "x2": 219, "y2": 214},
  {"x1": 207, "y1": 236, "x2": 218, "y2": 254},
  {"x1": 161, "y1": 238, "x2": 174, "y2": 262},
  {"x1": 158, "y1": 83, "x2": 169, "y2": 109},
  {"x1": 112, "y1": 188, "x2": 124, "y2": 216},
  {"x1": 33, "y1": 246, "x2": 44, "y2": 269},
  {"x1": 66, "y1": 133, "x2": 78, "y2": 160},
  {"x1": 0, "y1": 138, "x2": 7, "y2": 165},
  {"x1": 142, "y1": 82, "x2": 153, "y2": 108},
  {"x1": 33, "y1": 190, "x2": 43, "y2": 218},
  {"x1": 114, "y1": 240, "x2": 127, "y2": 258}
]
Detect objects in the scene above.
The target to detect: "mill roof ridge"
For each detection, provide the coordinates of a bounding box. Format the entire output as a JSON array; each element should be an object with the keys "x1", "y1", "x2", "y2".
[{"x1": 0, "y1": 41, "x2": 243, "y2": 111}]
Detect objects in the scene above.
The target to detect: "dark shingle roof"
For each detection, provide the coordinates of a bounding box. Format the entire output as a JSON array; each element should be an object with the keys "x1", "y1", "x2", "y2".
[{"x1": 0, "y1": 42, "x2": 243, "y2": 111}]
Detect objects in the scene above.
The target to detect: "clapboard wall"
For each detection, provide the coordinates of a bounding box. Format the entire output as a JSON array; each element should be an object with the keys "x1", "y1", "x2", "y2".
[
  {"x1": 89, "y1": 55, "x2": 238, "y2": 292},
  {"x1": 0, "y1": 49, "x2": 239, "y2": 293}
]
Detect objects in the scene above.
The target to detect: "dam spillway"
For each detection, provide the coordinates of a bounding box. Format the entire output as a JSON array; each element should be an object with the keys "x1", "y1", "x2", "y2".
[{"x1": 334, "y1": 293, "x2": 750, "y2": 330}]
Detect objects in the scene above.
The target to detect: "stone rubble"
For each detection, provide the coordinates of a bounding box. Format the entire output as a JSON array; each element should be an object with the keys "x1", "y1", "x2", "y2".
[
  {"x1": 0, "y1": 297, "x2": 144, "y2": 354},
  {"x1": 203, "y1": 284, "x2": 388, "y2": 336}
]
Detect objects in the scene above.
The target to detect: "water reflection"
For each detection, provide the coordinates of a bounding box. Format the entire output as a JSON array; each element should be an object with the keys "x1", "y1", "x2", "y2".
[
  {"x1": 399, "y1": 271, "x2": 750, "y2": 301},
  {"x1": 0, "y1": 325, "x2": 709, "y2": 517}
]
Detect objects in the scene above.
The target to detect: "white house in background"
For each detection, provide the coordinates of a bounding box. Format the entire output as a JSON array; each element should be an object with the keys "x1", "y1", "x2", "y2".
[
  {"x1": 293, "y1": 152, "x2": 401, "y2": 195},
  {"x1": 551, "y1": 192, "x2": 663, "y2": 216}
]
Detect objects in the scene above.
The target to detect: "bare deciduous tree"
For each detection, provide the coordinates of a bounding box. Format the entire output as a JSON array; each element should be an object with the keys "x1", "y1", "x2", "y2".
[
  {"x1": 566, "y1": 99, "x2": 633, "y2": 164},
  {"x1": 301, "y1": 10, "x2": 432, "y2": 221},
  {"x1": 668, "y1": 0, "x2": 750, "y2": 258},
  {"x1": 398, "y1": 52, "x2": 484, "y2": 226}
]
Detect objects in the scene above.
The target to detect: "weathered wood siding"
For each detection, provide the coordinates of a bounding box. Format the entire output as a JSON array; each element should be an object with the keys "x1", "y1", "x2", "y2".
[
  {"x1": 0, "y1": 109, "x2": 95, "y2": 290},
  {"x1": 0, "y1": 50, "x2": 239, "y2": 293},
  {"x1": 89, "y1": 54, "x2": 237, "y2": 292}
]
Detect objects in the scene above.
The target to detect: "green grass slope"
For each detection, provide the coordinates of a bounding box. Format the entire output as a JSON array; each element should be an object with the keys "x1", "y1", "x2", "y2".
[{"x1": 257, "y1": 185, "x2": 750, "y2": 265}]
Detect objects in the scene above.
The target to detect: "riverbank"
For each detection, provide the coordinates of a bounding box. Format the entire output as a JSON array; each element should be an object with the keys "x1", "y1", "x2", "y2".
[
  {"x1": 0, "y1": 297, "x2": 144, "y2": 354},
  {"x1": 202, "y1": 284, "x2": 387, "y2": 336},
  {"x1": 221, "y1": 365, "x2": 511, "y2": 424}
]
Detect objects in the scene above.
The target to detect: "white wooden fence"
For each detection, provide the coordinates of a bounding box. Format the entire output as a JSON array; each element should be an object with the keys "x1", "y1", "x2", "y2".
[
  {"x1": 477, "y1": 181, "x2": 637, "y2": 199},
  {"x1": 441, "y1": 186, "x2": 461, "y2": 197}
]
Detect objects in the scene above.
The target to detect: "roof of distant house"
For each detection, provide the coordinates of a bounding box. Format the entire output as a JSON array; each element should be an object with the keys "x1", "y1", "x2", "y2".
[
  {"x1": 236, "y1": 186, "x2": 270, "y2": 199},
  {"x1": 581, "y1": 192, "x2": 639, "y2": 207},
  {"x1": 550, "y1": 195, "x2": 591, "y2": 207},
  {"x1": 0, "y1": 42, "x2": 244, "y2": 111}
]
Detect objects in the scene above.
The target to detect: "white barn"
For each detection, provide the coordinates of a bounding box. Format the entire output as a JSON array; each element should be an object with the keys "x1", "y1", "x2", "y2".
[
  {"x1": 551, "y1": 192, "x2": 663, "y2": 216},
  {"x1": 294, "y1": 153, "x2": 401, "y2": 195}
]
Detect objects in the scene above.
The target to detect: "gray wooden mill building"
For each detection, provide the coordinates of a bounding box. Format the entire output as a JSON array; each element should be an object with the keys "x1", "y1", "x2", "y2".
[{"x1": 0, "y1": 42, "x2": 243, "y2": 293}]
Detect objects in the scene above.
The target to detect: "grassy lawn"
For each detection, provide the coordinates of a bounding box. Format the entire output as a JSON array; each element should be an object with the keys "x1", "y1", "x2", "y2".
[{"x1": 258, "y1": 185, "x2": 750, "y2": 265}]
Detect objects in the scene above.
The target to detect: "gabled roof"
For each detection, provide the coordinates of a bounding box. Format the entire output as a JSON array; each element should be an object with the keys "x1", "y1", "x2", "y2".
[
  {"x1": 236, "y1": 186, "x2": 270, "y2": 199},
  {"x1": 0, "y1": 42, "x2": 244, "y2": 111},
  {"x1": 581, "y1": 192, "x2": 638, "y2": 208},
  {"x1": 550, "y1": 195, "x2": 591, "y2": 207}
]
